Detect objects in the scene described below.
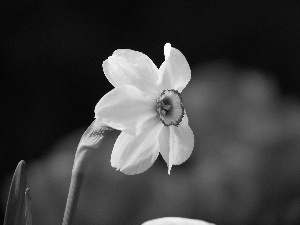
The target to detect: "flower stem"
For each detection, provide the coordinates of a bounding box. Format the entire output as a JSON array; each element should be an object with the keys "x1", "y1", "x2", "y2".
[
  {"x1": 62, "y1": 120, "x2": 112, "y2": 225},
  {"x1": 25, "y1": 188, "x2": 32, "y2": 225}
]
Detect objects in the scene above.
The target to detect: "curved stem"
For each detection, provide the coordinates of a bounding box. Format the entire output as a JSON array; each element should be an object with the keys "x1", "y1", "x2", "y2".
[{"x1": 62, "y1": 120, "x2": 112, "y2": 225}]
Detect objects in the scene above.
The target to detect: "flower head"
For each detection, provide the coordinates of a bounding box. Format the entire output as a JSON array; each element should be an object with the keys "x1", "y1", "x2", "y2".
[{"x1": 95, "y1": 43, "x2": 194, "y2": 175}]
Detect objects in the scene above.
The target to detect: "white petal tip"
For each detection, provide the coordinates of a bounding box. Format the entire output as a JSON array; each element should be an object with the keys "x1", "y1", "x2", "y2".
[{"x1": 164, "y1": 43, "x2": 171, "y2": 59}]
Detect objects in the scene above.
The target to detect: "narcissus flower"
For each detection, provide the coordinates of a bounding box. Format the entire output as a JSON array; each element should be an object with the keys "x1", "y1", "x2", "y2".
[{"x1": 95, "y1": 43, "x2": 194, "y2": 175}]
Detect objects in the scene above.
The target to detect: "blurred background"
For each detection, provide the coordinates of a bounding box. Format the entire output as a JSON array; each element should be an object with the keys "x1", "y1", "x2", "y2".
[{"x1": 1, "y1": 0, "x2": 300, "y2": 224}]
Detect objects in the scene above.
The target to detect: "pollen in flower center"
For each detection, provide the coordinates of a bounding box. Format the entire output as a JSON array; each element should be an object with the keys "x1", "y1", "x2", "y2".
[{"x1": 156, "y1": 89, "x2": 184, "y2": 126}]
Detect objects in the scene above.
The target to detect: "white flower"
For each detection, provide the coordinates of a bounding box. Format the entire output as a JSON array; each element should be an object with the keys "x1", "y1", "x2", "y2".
[
  {"x1": 95, "y1": 43, "x2": 194, "y2": 175},
  {"x1": 142, "y1": 217, "x2": 215, "y2": 225}
]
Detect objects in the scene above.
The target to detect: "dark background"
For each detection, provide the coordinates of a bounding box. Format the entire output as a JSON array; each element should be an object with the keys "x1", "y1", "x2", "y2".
[{"x1": 1, "y1": 0, "x2": 300, "y2": 224}]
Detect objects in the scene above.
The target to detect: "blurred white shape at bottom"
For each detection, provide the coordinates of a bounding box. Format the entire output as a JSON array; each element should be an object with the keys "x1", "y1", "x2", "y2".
[{"x1": 142, "y1": 217, "x2": 215, "y2": 225}]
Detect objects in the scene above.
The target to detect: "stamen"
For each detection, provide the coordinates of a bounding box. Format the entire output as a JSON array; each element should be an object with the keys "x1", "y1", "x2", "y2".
[
  {"x1": 156, "y1": 89, "x2": 184, "y2": 126},
  {"x1": 163, "y1": 104, "x2": 171, "y2": 110}
]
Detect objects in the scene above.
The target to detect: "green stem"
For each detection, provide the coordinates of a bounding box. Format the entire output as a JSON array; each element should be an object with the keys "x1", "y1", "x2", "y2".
[
  {"x1": 62, "y1": 120, "x2": 111, "y2": 225},
  {"x1": 25, "y1": 188, "x2": 32, "y2": 225}
]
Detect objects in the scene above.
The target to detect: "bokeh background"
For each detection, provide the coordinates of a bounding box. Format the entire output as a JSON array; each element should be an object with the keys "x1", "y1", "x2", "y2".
[{"x1": 1, "y1": 1, "x2": 300, "y2": 224}]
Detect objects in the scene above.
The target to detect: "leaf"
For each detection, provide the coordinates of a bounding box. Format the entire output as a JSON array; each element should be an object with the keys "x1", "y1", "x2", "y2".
[{"x1": 3, "y1": 160, "x2": 27, "y2": 225}]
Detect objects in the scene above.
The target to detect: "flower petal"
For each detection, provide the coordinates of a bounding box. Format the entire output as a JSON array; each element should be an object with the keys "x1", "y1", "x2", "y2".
[
  {"x1": 159, "y1": 114, "x2": 194, "y2": 174},
  {"x1": 111, "y1": 123, "x2": 163, "y2": 175},
  {"x1": 103, "y1": 49, "x2": 160, "y2": 98},
  {"x1": 142, "y1": 217, "x2": 215, "y2": 225},
  {"x1": 158, "y1": 126, "x2": 171, "y2": 172},
  {"x1": 95, "y1": 85, "x2": 158, "y2": 135},
  {"x1": 158, "y1": 43, "x2": 191, "y2": 93}
]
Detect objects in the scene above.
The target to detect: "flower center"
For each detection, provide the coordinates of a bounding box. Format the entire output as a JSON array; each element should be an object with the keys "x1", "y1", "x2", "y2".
[{"x1": 156, "y1": 89, "x2": 184, "y2": 126}]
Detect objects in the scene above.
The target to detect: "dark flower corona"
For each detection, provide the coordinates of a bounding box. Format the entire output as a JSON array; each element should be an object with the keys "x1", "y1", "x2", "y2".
[{"x1": 156, "y1": 89, "x2": 184, "y2": 126}]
